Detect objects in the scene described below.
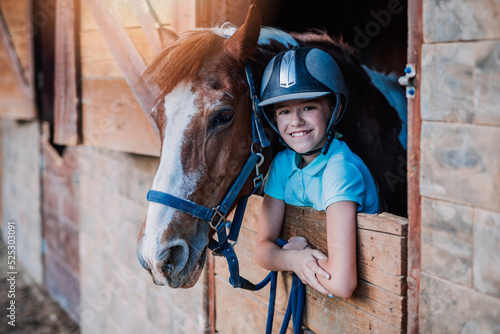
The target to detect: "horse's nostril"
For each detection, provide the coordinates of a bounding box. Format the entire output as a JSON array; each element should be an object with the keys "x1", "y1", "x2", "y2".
[
  {"x1": 163, "y1": 263, "x2": 174, "y2": 276},
  {"x1": 156, "y1": 241, "x2": 189, "y2": 277}
]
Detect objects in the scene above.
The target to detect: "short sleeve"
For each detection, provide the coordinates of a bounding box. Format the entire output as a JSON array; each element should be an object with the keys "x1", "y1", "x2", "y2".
[
  {"x1": 322, "y1": 161, "x2": 365, "y2": 210},
  {"x1": 264, "y1": 154, "x2": 287, "y2": 200}
]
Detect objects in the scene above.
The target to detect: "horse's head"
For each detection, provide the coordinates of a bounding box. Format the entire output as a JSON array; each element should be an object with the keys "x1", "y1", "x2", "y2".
[{"x1": 137, "y1": 6, "x2": 264, "y2": 288}]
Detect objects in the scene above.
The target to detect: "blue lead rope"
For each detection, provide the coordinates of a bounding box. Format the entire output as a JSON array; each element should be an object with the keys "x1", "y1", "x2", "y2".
[{"x1": 261, "y1": 238, "x2": 305, "y2": 334}]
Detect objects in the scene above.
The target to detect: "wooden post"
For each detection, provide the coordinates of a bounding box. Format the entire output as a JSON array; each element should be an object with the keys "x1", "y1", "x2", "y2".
[
  {"x1": 54, "y1": 0, "x2": 80, "y2": 145},
  {"x1": 406, "y1": 0, "x2": 423, "y2": 333}
]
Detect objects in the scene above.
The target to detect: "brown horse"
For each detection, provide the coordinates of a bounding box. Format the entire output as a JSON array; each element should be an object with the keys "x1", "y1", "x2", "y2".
[{"x1": 136, "y1": 5, "x2": 407, "y2": 288}]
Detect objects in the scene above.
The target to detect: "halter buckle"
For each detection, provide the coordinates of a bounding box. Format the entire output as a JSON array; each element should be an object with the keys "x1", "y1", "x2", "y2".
[{"x1": 209, "y1": 206, "x2": 226, "y2": 230}]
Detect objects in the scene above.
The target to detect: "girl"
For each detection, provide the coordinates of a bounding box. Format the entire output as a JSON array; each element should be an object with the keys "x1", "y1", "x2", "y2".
[{"x1": 254, "y1": 47, "x2": 381, "y2": 298}]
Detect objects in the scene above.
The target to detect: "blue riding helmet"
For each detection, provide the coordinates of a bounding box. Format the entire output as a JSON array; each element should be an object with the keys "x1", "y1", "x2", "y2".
[{"x1": 259, "y1": 47, "x2": 349, "y2": 155}]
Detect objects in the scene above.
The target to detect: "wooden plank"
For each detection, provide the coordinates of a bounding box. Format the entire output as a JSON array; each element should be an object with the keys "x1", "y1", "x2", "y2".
[
  {"x1": 305, "y1": 287, "x2": 403, "y2": 334},
  {"x1": 80, "y1": 27, "x2": 157, "y2": 78},
  {"x1": 286, "y1": 206, "x2": 408, "y2": 237},
  {"x1": 24, "y1": 0, "x2": 34, "y2": 99},
  {"x1": 170, "y1": 0, "x2": 196, "y2": 33},
  {"x1": 129, "y1": 0, "x2": 164, "y2": 54},
  {"x1": 54, "y1": 0, "x2": 79, "y2": 145},
  {"x1": 10, "y1": 33, "x2": 30, "y2": 74},
  {"x1": 0, "y1": 103, "x2": 28, "y2": 119},
  {"x1": 79, "y1": 29, "x2": 122, "y2": 78},
  {"x1": 81, "y1": 78, "x2": 160, "y2": 156},
  {"x1": 147, "y1": 0, "x2": 172, "y2": 26},
  {"x1": 0, "y1": 80, "x2": 25, "y2": 101},
  {"x1": 0, "y1": 7, "x2": 32, "y2": 108},
  {"x1": 82, "y1": 0, "x2": 158, "y2": 134},
  {"x1": 0, "y1": 0, "x2": 29, "y2": 34},
  {"x1": 358, "y1": 261, "x2": 407, "y2": 296},
  {"x1": 358, "y1": 213, "x2": 407, "y2": 236}
]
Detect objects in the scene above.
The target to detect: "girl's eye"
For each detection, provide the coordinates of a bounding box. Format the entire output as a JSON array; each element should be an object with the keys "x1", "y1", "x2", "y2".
[
  {"x1": 277, "y1": 109, "x2": 289, "y2": 116},
  {"x1": 303, "y1": 105, "x2": 316, "y2": 111}
]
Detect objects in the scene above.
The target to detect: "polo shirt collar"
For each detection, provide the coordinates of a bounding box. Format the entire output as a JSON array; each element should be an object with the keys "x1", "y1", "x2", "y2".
[{"x1": 288, "y1": 138, "x2": 343, "y2": 177}]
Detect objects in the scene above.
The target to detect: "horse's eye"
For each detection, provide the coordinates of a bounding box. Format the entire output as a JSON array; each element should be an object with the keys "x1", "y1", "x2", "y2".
[{"x1": 212, "y1": 110, "x2": 234, "y2": 127}]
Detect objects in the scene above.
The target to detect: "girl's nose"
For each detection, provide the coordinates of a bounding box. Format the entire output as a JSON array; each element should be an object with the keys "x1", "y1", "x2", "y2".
[{"x1": 290, "y1": 111, "x2": 304, "y2": 127}]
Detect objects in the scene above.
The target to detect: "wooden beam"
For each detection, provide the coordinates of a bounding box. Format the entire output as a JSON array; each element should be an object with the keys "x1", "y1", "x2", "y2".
[
  {"x1": 81, "y1": 78, "x2": 160, "y2": 156},
  {"x1": 0, "y1": 6, "x2": 34, "y2": 114},
  {"x1": 170, "y1": 0, "x2": 196, "y2": 33},
  {"x1": 82, "y1": 0, "x2": 158, "y2": 135},
  {"x1": 407, "y1": 0, "x2": 423, "y2": 333},
  {"x1": 25, "y1": 0, "x2": 34, "y2": 99},
  {"x1": 128, "y1": 0, "x2": 164, "y2": 54},
  {"x1": 54, "y1": 0, "x2": 80, "y2": 145}
]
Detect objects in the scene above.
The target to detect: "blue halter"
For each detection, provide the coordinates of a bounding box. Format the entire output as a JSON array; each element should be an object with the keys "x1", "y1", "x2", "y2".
[{"x1": 146, "y1": 61, "x2": 305, "y2": 334}]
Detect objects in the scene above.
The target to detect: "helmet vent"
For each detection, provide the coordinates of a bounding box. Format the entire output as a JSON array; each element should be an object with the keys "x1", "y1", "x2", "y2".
[{"x1": 279, "y1": 50, "x2": 296, "y2": 88}]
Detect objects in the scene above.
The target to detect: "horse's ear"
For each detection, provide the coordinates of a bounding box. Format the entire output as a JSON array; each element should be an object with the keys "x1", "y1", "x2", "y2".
[
  {"x1": 157, "y1": 27, "x2": 178, "y2": 49},
  {"x1": 224, "y1": 4, "x2": 261, "y2": 63}
]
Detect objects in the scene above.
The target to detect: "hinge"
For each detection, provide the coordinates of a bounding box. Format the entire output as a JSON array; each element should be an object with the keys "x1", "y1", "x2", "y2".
[{"x1": 398, "y1": 64, "x2": 416, "y2": 99}]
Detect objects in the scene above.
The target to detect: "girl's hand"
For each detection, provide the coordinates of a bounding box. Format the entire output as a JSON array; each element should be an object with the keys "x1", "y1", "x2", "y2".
[
  {"x1": 282, "y1": 236, "x2": 310, "y2": 250},
  {"x1": 288, "y1": 249, "x2": 332, "y2": 296}
]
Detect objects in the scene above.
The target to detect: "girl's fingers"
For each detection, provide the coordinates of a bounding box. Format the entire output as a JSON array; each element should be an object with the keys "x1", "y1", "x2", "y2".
[
  {"x1": 310, "y1": 250, "x2": 328, "y2": 260},
  {"x1": 310, "y1": 261, "x2": 330, "y2": 280},
  {"x1": 303, "y1": 275, "x2": 330, "y2": 295}
]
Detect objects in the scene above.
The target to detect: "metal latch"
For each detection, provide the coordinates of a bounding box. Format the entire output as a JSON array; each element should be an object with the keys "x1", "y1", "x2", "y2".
[{"x1": 398, "y1": 64, "x2": 416, "y2": 99}]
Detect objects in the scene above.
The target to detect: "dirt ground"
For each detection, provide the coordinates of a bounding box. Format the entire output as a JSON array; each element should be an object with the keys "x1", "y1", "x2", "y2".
[{"x1": 0, "y1": 233, "x2": 80, "y2": 334}]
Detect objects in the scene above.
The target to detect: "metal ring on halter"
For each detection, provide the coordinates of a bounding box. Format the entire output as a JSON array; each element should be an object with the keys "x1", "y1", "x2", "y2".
[
  {"x1": 251, "y1": 142, "x2": 262, "y2": 154},
  {"x1": 209, "y1": 206, "x2": 226, "y2": 230}
]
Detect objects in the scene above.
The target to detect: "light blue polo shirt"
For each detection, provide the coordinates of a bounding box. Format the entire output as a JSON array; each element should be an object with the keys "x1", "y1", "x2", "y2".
[{"x1": 264, "y1": 139, "x2": 380, "y2": 213}]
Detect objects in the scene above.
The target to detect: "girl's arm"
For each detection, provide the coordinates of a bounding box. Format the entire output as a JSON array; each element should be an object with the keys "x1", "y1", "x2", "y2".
[
  {"x1": 255, "y1": 194, "x2": 331, "y2": 295},
  {"x1": 317, "y1": 200, "x2": 358, "y2": 299}
]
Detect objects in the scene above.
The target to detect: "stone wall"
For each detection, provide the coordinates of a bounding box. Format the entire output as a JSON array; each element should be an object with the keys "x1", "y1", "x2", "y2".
[
  {"x1": 77, "y1": 146, "x2": 208, "y2": 333},
  {"x1": 419, "y1": 0, "x2": 500, "y2": 332},
  {"x1": 0, "y1": 119, "x2": 43, "y2": 284}
]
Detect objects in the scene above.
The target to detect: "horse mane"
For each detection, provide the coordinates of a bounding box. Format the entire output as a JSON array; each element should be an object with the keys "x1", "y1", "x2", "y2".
[
  {"x1": 139, "y1": 25, "x2": 304, "y2": 111},
  {"x1": 139, "y1": 29, "x2": 226, "y2": 108}
]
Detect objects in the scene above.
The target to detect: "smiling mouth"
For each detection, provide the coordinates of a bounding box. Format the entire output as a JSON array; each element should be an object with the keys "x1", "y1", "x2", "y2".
[{"x1": 290, "y1": 130, "x2": 312, "y2": 137}]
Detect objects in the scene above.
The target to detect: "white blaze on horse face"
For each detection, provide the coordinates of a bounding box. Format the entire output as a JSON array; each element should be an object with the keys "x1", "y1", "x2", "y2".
[{"x1": 142, "y1": 83, "x2": 201, "y2": 281}]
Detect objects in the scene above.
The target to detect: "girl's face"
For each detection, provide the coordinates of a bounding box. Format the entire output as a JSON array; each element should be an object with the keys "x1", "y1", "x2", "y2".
[{"x1": 275, "y1": 96, "x2": 333, "y2": 155}]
